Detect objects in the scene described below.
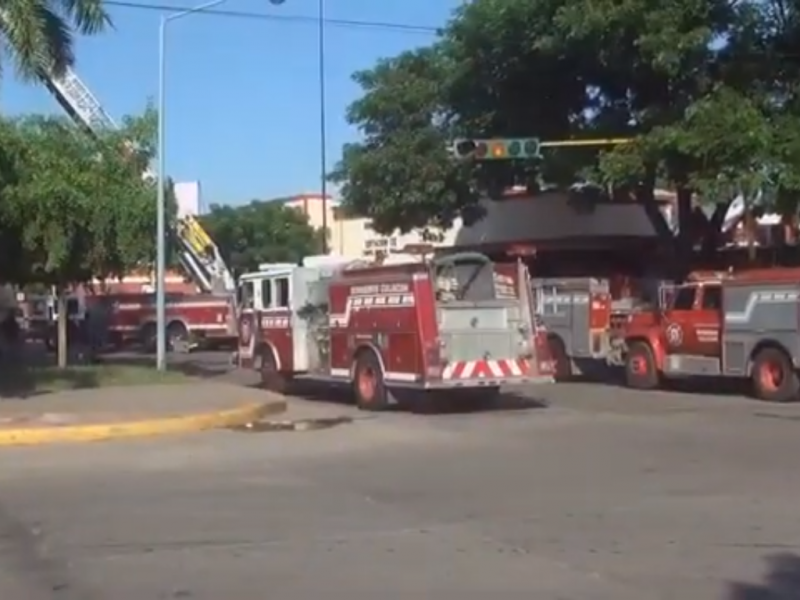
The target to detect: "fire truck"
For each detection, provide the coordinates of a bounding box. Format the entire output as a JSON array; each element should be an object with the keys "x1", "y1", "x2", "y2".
[
  {"x1": 534, "y1": 276, "x2": 668, "y2": 379},
  {"x1": 235, "y1": 252, "x2": 555, "y2": 410},
  {"x1": 83, "y1": 212, "x2": 238, "y2": 352},
  {"x1": 620, "y1": 268, "x2": 800, "y2": 402},
  {"x1": 30, "y1": 64, "x2": 239, "y2": 352}
]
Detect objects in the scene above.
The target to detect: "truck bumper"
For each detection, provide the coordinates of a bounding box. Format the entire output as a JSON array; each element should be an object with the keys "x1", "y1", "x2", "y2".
[{"x1": 421, "y1": 375, "x2": 555, "y2": 389}]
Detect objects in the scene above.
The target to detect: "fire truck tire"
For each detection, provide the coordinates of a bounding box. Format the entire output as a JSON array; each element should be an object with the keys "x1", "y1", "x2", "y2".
[
  {"x1": 166, "y1": 321, "x2": 190, "y2": 353},
  {"x1": 548, "y1": 335, "x2": 572, "y2": 381},
  {"x1": 353, "y1": 350, "x2": 390, "y2": 411},
  {"x1": 258, "y1": 346, "x2": 288, "y2": 393},
  {"x1": 625, "y1": 341, "x2": 659, "y2": 390},
  {"x1": 751, "y1": 347, "x2": 800, "y2": 403},
  {"x1": 45, "y1": 330, "x2": 56, "y2": 352}
]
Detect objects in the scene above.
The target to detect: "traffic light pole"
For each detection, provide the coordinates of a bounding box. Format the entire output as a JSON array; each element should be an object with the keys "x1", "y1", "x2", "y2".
[{"x1": 539, "y1": 138, "x2": 632, "y2": 148}]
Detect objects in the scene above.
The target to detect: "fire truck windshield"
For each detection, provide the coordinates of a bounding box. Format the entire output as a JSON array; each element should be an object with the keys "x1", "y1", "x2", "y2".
[
  {"x1": 670, "y1": 285, "x2": 697, "y2": 311},
  {"x1": 432, "y1": 252, "x2": 498, "y2": 303}
]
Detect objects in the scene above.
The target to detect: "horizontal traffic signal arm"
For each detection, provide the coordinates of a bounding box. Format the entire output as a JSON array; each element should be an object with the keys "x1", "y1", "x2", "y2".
[{"x1": 451, "y1": 137, "x2": 631, "y2": 160}]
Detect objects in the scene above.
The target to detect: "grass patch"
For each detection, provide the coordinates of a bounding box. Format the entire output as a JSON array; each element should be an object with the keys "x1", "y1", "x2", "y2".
[{"x1": 0, "y1": 363, "x2": 192, "y2": 397}]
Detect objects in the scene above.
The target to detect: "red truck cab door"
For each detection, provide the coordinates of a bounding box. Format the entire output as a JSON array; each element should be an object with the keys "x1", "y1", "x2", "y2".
[
  {"x1": 662, "y1": 283, "x2": 722, "y2": 358},
  {"x1": 662, "y1": 284, "x2": 699, "y2": 356},
  {"x1": 694, "y1": 284, "x2": 722, "y2": 357}
]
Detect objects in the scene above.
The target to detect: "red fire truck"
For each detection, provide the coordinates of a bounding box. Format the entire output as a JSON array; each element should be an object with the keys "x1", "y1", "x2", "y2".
[
  {"x1": 235, "y1": 252, "x2": 555, "y2": 410},
  {"x1": 534, "y1": 275, "x2": 667, "y2": 379},
  {"x1": 84, "y1": 292, "x2": 236, "y2": 351},
  {"x1": 620, "y1": 268, "x2": 800, "y2": 402},
  {"x1": 35, "y1": 215, "x2": 240, "y2": 353}
]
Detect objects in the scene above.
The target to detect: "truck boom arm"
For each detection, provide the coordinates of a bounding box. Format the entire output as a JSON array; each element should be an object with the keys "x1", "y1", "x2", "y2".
[{"x1": 40, "y1": 65, "x2": 234, "y2": 293}]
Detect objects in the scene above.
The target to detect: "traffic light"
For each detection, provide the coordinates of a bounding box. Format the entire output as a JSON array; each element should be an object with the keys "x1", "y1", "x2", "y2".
[{"x1": 451, "y1": 137, "x2": 541, "y2": 160}]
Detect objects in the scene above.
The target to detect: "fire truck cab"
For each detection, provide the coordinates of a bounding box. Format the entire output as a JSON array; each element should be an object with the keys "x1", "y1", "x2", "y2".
[
  {"x1": 236, "y1": 252, "x2": 555, "y2": 411},
  {"x1": 622, "y1": 268, "x2": 800, "y2": 402}
]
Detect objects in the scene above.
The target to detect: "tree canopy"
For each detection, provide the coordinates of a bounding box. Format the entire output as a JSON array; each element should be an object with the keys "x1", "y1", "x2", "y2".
[
  {"x1": 0, "y1": 110, "x2": 158, "y2": 287},
  {"x1": 200, "y1": 200, "x2": 320, "y2": 275},
  {"x1": 331, "y1": 0, "x2": 800, "y2": 235}
]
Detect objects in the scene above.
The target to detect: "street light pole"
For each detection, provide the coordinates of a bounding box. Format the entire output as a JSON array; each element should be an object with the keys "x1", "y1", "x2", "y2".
[
  {"x1": 157, "y1": 0, "x2": 228, "y2": 371},
  {"x1": 156, "y1": 0, "x2": 286, "y2": 370},
  {"x1": 318, "y1": 0, "x2": 328, "y2": 254}
]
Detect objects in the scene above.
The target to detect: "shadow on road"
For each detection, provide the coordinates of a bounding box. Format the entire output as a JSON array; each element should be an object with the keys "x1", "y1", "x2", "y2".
[
  {"x1": 94, "y1": 351, "x2": 231, "y2": 380},
  {"x1": 284, "y1": 380, "x2": 548, "y2": 416},
  {"x1": 570, "y1": 358, "x2": 753, "y2": 399},
  {"x1": 727, "y1": 553, "x2": 800, "y2": 600},
  {"x1": 92, "y1": 351, "x2": 550, "y2": 415},
  {"x1": 0, "y1": 343, "x2": 102, "y2": 398},
  {"x1": 0, "y1": 363, "x2": 99, "y2": 398}
]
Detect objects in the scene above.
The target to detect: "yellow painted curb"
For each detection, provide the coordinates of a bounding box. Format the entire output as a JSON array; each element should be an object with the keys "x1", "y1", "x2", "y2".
[{"x1": 0, "y1": 400, "x2": 287, "y2": 447}]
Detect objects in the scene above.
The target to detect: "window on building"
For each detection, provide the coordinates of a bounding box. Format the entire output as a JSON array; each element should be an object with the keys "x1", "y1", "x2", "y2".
[
  {"x1": 275, "y1": 277, "x2": 290, "y2": 308},
  {"x1": 261, "y1": 278, "x2": 272, "y2": 309},
  {"x1": 672, "y1": 286, "x2": 697, "y2": 310}
]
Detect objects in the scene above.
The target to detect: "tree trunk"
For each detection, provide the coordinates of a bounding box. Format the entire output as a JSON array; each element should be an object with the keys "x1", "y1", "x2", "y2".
[
  {"x1": 744, "y1": 206, "x2": 757, "y2": 263},
  {"x1": 57, "y1": 288, "x2": 68, "y2": 368},
  {"x1": 700, "y1": 201, "x2": 732, "y2": 258},
  {"x1": 675, "y1": 187, "x2": 694, "y2": 279},
  {"x1": 635, "y1": 169, "x2": 674, "y2": 241}
]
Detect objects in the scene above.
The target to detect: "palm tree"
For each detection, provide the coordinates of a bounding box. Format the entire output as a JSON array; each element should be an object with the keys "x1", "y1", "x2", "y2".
[{"x1": 0, "y1": 0, "x2": 110, "y2": 81}]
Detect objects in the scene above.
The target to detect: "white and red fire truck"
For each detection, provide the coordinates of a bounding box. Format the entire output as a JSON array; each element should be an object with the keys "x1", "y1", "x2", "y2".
[{"x1": 235, "y1": 252, "x2": 555, "y2": 410}]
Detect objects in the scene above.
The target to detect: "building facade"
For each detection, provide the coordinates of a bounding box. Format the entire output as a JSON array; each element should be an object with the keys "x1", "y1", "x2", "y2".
[
  {"x1": 283, "y1": 187, "x2": 695, "y2": 259},
  {"x1": 283, "y1": 193, "x2": 455, "y2": 258}
]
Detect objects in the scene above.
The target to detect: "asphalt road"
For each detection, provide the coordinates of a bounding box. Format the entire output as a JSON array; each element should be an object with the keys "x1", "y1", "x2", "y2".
[{"x1": 1, "y1": 355, "x2": 800, "y2": 598}]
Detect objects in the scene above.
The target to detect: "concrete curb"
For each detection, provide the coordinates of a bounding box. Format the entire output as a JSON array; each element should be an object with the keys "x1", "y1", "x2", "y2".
[{"x1": 0, "y1": 401, "x2": 287, "y2": 447}]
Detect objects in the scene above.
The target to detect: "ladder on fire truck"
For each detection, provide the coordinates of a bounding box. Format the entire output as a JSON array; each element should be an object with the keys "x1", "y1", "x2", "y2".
[{"x1": 39, "y1": 67, "x2": 235, "y2": 294}]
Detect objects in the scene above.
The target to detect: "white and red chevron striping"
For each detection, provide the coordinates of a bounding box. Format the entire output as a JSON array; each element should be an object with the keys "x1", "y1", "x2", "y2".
[{"x1": 441, "y1": 358, "x2": 529, "y2": 380}]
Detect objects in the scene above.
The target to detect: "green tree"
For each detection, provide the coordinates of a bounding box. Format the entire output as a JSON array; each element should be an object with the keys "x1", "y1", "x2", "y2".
[
  {"x1": 200, "y1": 200, "x2": 318, "y2": 275},
  {"x1": 332, "y1": 0, "x2": 792, "y2": 256},
  {"x1": 329, "y1": 47, "x2": 480, "y2": 234},
  {"x1": 330, "y1": 0, "x2": 626, "y2": 233},
  {"x1": 0, "y1": 114, "x2": 156, "y2": 366}
]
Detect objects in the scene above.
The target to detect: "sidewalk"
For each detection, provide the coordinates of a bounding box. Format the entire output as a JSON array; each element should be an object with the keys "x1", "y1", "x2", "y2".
[{"x1": 0, "y1": 382, "x2": 287, "y2": 446}]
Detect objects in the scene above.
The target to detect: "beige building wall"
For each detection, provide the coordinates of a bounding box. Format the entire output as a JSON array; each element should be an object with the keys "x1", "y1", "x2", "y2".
[
  {"x1": 283, "y1": 193, "x2": 456, "y2": 258},
  {"x1": 331, "y1": 214, "x2": 457, "y2": 258},
  {"x1": 283, "y1": 194, "x2": 338, "y2": 244}
]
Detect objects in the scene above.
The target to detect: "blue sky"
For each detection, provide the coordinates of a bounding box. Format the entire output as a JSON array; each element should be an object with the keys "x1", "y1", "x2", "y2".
[{"x1": 3, "y1": 0, "x2": 460, "y2": 206}]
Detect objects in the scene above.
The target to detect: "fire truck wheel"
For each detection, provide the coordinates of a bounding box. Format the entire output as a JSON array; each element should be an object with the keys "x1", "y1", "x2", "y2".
[
  {"x1": 625, "y1": 341, "x2": 659, "y2": 390},
  {"x1": 167, "y1": 321, "x2": 190, "y2": 353},
  {"x1": 259, "y1": 347, "x2": 288, "y2": 393},
  {"x1": 548, "y1": 335, "x2": 572, "y2": 381},
  {"x1": 752, "y1": 347, "x2": 800, "y2": 403},
  {"x1": 45, "y1": 331, "x2": 56, "y2": 352},
  {"x1": 353, "y1": 350, "x2": 390, "y2": 411}
]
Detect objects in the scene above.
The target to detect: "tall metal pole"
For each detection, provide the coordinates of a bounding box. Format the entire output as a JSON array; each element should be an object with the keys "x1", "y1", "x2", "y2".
[
  {"x1": 155, "y1": 0, "x2": 233, "y2": 370},
  {"x1": 156, "y1": 17, "x2": 168, "y2": 370},
  {"x1": 318, "y1": 0, "x2": 328, "y2": 254}
]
